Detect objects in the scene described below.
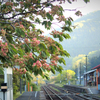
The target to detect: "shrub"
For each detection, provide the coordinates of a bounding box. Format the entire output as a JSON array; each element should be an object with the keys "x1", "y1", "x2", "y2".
[
  {"x1": 30, "y1": 83, "x2": 38, "y2": 91},
  {"x1": 13, "y1": 83, "x2": 18, "y2": 95}
]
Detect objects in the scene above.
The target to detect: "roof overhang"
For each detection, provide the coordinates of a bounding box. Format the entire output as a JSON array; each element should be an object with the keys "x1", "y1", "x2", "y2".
[{"x1": 84, "y1": 69, "x2": 96, "y2": 75}]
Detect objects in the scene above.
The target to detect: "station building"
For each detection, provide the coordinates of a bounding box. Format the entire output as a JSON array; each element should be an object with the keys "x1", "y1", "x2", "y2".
[{"x1": 84, "y1": 64, "x2": 100, "y2": 90}]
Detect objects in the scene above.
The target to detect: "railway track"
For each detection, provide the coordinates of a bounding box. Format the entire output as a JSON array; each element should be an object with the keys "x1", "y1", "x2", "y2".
[
  {"x1": 41, "y1": 84, "x2": 100, "y2": 100},
  {"x1": 42, "y1": 85, "x2": 73, "y2": 100}
]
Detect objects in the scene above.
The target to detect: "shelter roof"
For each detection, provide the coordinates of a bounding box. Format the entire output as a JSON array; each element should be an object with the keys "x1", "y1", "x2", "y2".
[
  {"x1": 91, "y1": 64, "x2": 100, "y2": 70},
  {"x1": 84, "y1": 69, "x2": 96, "y2": 75}
]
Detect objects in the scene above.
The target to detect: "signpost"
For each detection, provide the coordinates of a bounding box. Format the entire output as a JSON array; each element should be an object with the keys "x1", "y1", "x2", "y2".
[{"x1": 1, "y1": 83, "x2": 7, "y2": 100}]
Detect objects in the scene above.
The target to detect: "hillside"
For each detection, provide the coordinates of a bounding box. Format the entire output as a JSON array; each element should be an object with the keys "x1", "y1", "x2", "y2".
[{"x1": 61, "y1": 10, "x2": 100, "y2": 57}]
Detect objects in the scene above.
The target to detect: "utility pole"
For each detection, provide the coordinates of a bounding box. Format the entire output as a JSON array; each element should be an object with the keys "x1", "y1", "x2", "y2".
[
  {"x1": 80, "y1": 63, "x2": 81, "y2": 85},
  {"x1": 75, "y1": 65, "x2": 77, "y2": 85},
  {"x1": 85, "y1": 55, "x2": 88, "y2": 86}
]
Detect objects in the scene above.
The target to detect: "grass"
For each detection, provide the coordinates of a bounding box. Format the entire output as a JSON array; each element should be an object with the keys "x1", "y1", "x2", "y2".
[
  {"x1": 50, "y1": 86, "x2": 60, "y2": 92},
  {"x1": 13, "y1": 91, "x2": 25, "y2": 100}
]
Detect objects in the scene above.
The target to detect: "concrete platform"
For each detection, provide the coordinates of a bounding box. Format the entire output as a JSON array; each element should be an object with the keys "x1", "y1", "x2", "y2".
[
  {"x1": 83, "y1": 86, "x2": 100, "y2": 94},
  {"x1": 16, "y1": 91, "x2": 46, "y2": 100},
  {"x1": 40, "y1": 91, "x2": 47, "y2": 100},
  {"x1": 16, "y1": 91, "x2": 40, "y2": 100}
]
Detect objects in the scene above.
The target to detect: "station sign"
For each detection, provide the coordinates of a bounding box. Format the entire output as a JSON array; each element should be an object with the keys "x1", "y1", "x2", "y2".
[{"x1": 1, "y1": 83, "x2": 7, "y2": 92}]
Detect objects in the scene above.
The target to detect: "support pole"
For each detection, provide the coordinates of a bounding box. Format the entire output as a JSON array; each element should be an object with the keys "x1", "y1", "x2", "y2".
[
  {"x1": 86, "y1": 55, "x2": 87, "y2": 86},
  {"x1": 3, "y1": 92, "x2": 5, "y2": 100},
  {"x1": 80, "y1": 63, "x2": 81, "y2": 85}
]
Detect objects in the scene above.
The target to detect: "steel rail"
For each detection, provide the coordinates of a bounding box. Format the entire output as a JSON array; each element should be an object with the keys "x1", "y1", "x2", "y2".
[
  {"x1": 43, "y1": 86, "x2": 64, "y2": 100},
  {"x1": 42, "y1": 86, "x2": 53, "y2": 100}
]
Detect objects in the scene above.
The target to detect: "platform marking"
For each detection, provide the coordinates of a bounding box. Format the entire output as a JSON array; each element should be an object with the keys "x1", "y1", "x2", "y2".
[
  {"x1": 35, "y1": 91, "x2": 38, "y2": 97},
  {"x1": 88, "y1": 88, "x2": 93, "y2": 94}
]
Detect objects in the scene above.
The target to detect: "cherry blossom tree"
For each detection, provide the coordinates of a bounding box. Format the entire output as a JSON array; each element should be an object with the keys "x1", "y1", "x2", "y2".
[{"x1": 0, "y1": 0, "x2": 89, "y2": 79}]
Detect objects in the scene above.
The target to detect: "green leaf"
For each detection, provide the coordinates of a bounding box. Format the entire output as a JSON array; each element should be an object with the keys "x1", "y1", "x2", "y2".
[
  {"x1": 67, "y1": 0, "x2": 72, "y2": 4},
  {"x1": 62, "y1": 26, "x2": 72, "y2": 32},
  {"x1": 37, "y1": 29, "x2": 42, "y2": 34},
  {"x1": 46, "y1": 13, "x2": 53, "y2": 21},
  {"x1": 38, "y1": 43, "x2": 47, "y2": 50},
  {"x1": 6, "y1": 35, "x2": 13, "y2": 43},
  {"x1": 58, "y1": 35, "x2": 63, "y2": 41},
  {"x1": 62, "y1": 33, "x2": 71, "y2": 39},
  {"x1": 15, "y1": 27, "x2": 25, "y2": 37},
  {"x1": 9, "y1": 45, "x2": 18, "y2": 54},
  {"x1": 18, "y1": 49, "x2": 25, "y2": 57},
  {"x1": 50, "y1": 67, "x2": 55, "y2": 74},
  {"x1": 83, "y1": 0, "x2": 90, "y2": 3},
  {"x1": 42, "y1": 21, "x2": 47, "y2": 28},
  {"x1": 55, "y1": 41, "x2": 63, "y2": 50},
  {"x1": 60, "y1": 50, "x2": 70, "y2": 57},
  {"x1": 44, "y1": 74, "x2": 50, "y2": 80},
  {"x1": 41, "y1": 51, "x2": 47, "y2": 59},
  {"x1": 35, "y1": 18, "x2": 41, "y2": 24},
  {"x1": 48, "y1": 21, "x2": 52, "y2": 27},
  {"x1": 65, "y1": 20, "x2": 71, "y2": 26},
  {"x1": 0, "y1": 67, "x2": 4, "y2": 75},
  {"x1": 58, "y1": 58, "x2": 66, "y2": 65},
  {"x1": 49, "y1": 45, "x2": 57, "y2": 54}
]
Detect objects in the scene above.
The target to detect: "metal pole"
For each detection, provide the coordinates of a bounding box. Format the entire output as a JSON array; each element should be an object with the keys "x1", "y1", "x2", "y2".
[
  {"x1": 3, "y1": 92, "x2": 5, "y2": 100},
  {"x1": 80, "y1": 63, "x2": 81, "y2": 85},
  {"x1": 86, "y1": 55, "x2": 87, "y2": 86},
  {"x1": 25, "y1": 75, "x2": 26, "y2": 91}
]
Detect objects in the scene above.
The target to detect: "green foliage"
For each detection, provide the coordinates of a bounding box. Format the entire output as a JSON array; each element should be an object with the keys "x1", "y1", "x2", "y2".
[
  {"x1": 15, "y1": 27, "x2": 25, "y2": 37},
  {"x1": 49, "y1": 45, "x2": 57, "y2": 54},
  {"x1": 38, "y1": 43, "x2": 47, "y2": 50},
  {"x1": 0, "y1": 67, "x2": 4, "y2": 74},
  {"x1": 30, "y1": 83, "x2": 38, "y2": 91},
  {"x1": 46, "y1": 13, "x2": 53, "y2": 21},
  {"x1": 0, "y1": 0, "x2": 90, "y2": 79},
  {"x1": 13, "y1": 83, "x2": 18, "y2": 95},
  {"x1": 83, "y1": 0, "x2": 90, "y2": 3},
  {"x1": 58, "y1": 58, "x2": 66, "y2": 65}
]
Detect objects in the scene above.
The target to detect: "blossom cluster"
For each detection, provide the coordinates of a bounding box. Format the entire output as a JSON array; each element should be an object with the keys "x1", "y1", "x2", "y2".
[
  {"x1": 20, "y1": 24, "x2": 25, "y2": 29},
  {"x1": 24, "y1": 38, "x2": 30, "y2": 44},
  {"x1": 32, "y1": 60, "x2": 42, "y2": 68},
  {"x1": 56, "y1": 15, "x2": 66, "y2": 22},
  {"x1": 43, "y1": 63, "x2": 51, "y2": 70},
  {"x1": 51, "y1": 30, "x2": 63, "y2": 36},
  {"x1": 51, "y1": 56, "x2": 60, "y2": 61},
  {"x1": 51, "y1": 60, "x2": 57, "y2": 66},
  {"x1": 13, "y1": 68, "x2": 27, "y2": 75},
  {"x1": 31, "y1": 38, "x2": 40, "y2": 46},
  {"x1": 45, "y1": 37, "x2": 54, "y2": 44},
  {"x1": 0, "y1": 41, "x2": 8, "y2": 57},
  {"x1": 23, "y1": 52, "x2": 34, "y2": 60},
  {"x1": 32, "y1": 60, "x2": 51, "y2": 70},
  {"x1": 14, "y1": 58, "x2": 26, "y2": 68},
  {"x1": 1, "y1": 29, "x2": 6, "y2": 36}
]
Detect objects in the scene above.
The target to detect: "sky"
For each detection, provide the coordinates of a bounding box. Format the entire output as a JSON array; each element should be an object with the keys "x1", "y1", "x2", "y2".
[
  {"x1": 61, "y1": 0, "x2": 100, "y2": 20},
  {"x1": 38, "y1": 0, "x2": 100, "y2": 34}
]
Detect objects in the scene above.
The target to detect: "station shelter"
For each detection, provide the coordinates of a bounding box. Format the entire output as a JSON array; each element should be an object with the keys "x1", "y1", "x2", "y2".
[
  {"x1": 91, "y1": 64, "x2": 100, "y2": 90},
  {"x1": 84, "y1": 69, "x2": 96, "y2": 86}
]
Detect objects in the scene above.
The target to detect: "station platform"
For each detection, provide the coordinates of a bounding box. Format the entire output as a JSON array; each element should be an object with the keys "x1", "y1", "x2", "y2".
[
  {"x1": 83, "y1": 86, "x2": 100, "y2": 94},
  {"x1": 16, "y1": 91, "x2": 46, "y2": 100}
]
